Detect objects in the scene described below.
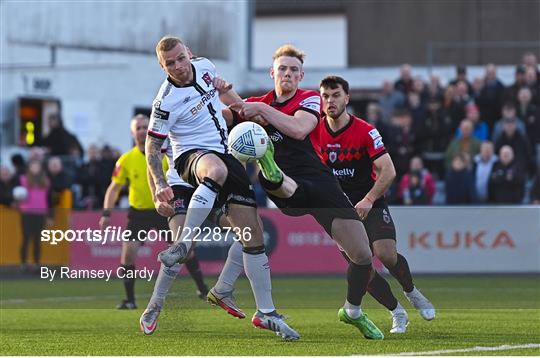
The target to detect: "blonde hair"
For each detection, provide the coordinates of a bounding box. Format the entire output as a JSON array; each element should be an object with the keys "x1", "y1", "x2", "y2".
[
  {"x1": 272, "y1": 44, "x2": 305, "y2": 64},
  {"x1": 155, "y1": 36, "x2": 184, "y2": 61}
]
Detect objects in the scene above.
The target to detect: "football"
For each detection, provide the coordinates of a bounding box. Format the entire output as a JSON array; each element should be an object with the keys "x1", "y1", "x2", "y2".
[{"x1": 228, "y1": 122, "x2": 269, "y2": 162}]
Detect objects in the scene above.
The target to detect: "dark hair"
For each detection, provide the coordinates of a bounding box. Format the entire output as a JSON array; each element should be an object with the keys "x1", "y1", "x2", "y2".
[
  {"x1": 503, "y1": 101, "x2": 516, "y2": 110},
  {"x1": 320, "y1": 76, "x2": 349, "y2": 94}
]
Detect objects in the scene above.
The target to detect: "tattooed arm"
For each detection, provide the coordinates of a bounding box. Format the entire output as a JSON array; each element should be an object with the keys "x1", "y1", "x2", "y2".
[{"x1": 145, "y1": 135, "x2": 173, "y2": 202}]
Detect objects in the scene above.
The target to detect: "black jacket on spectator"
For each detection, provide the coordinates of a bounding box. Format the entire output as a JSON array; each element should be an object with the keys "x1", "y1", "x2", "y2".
[
  {"x1": 518, "y1": 103, "x2": 540, "y2": 146},
  {"x1": 40, "y1": 124, "x2": 84, "y2": 158},
  {"x1": 477, "y1": 79, "x2": 505, "y2": 130},
  {"x1": 488, "y1": 160, "x2": 525, "y2": 204},
  {"x1": 494, "y1": 131, "x2": 532, "y2": 175},
  {"x1": 445, "y1": 168, "x2": 476, "y2": 204},
  {"x1": 530, "y1": 169, "x2": 540, "y2": 203},
  {"x1": 0, "y1": 181, "x2": 14, "y2": 206},
  {"x1": 76, "y1": 159, "x2": 109, "y2": 208},
  {"x1": 385, "y1": 125, "x2": 419, "y2": 179}
]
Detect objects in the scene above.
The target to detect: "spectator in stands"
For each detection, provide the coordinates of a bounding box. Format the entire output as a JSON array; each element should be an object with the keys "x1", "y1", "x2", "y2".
[
  {"x1": 473, "y1": 141, "x2": 498, "y2": 203},
  {"x1": 445, "y1": 153, "x2": 476, "y2": 204},
  {"x1": 446, "y1": 81, "x2": 471, "y2": 132},
  {"x1": 456, "y1": 103, "x2": 489, "y2": 141},
  {"x1": 522, "y1": 51, "x2": 540, "y2": 80},
  {"x1": 17, "y1": 159, "x2": 52, "y2": 270},
  {"x1": 488, "y1": 145, "x2": 525, "y2": 204},
  {"x1": 47, "y1": 156, "x2": 70, "y2": 208},
  {"x1": 39, "y1": 113, "x2": 84, "y2": 159},
  {"x1": 0, "y1": 166, "x2": 14, "y2": 207},
  {"x1": 449, "y1": 65, "x2": 472, "y2": 95},
  {"x1": 494, "y1": 115, "x2": 531, "y2": 175},
  {"x1": 379, "y1": 79, "x2": 405, "y2": 122},
  {"x1": 427, "y1": 74, "x2": 444, "y2": 103},
  {"x1": 530, "y1": 167, "x2": 540, "y2": 204},
  {"x1": 385, "y1": 109, "x2": 419, "y2": 180},
  {"x1": 76, "y1": 144, "x2": 108, "y2": 209},
  {"x1": 477, "y1": 64, "x2": 505, "y2": 131},
  {"x1": 10, "y1": 153, "x2": 26, "y2": 186},
  {"x1": 492, "y1": 102, "x2": 526, "y2": 142},
  {"x1": 394, "y1": 64, "x2": 414, "y2": 95},
  {"x1": 524, "y1": 66, "x2": 540, "y2": 105},
  {"x1": 445, "y1": 119, "x2": 481, "y2": 170},
  {"x1": 401, "y1": 171, "x2": 429, "y2": 205},
  {"x1": 365, "y1": 102, "x2": 389, "y2": 138},
  {"x1": 516, "y1": 87, "x2": 540, "y2": 161},
  {"x1": 421, "y1": 98, "x2": 453, "y2": 178},
  {"x1": 100, "y1": 145, "x2": 119, "y2": 180},
  {"x1": 504, "y1": 65, "x2": 528, "y2": 105},
  {"x1": 398, "y1": 156, "x2": 436, "y2": 204}
]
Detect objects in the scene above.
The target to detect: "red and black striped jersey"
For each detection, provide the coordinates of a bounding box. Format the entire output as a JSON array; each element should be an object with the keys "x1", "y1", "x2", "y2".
[{"x1": 311, "y1": 115, "x2": 387, "y2": 199}]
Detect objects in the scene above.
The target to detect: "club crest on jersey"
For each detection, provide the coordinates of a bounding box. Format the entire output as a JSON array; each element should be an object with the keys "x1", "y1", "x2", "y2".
[
  {"x1": 182, "y1": 96, "x2": 191, "y2": 104},
  {"x1": 202, "y1": 72, "x2": 212, "y2": 87},
  {"x1": 329, "y1": 151, "x2": 338, "y2": 163},
  {"x1": 172, "y1": 198, "x2": 185, "y2": 210},
  {"x1": 231, "y1": 131, "x2": 257, "y2": 156}
]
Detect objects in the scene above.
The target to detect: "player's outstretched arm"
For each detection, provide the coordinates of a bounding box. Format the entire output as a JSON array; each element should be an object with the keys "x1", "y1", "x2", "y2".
[
  {"x1": 145, "y1": 135, "x2": 173, "y2": 202},
  {"x1": 231, "y1": 102, "x2": 316, "y2": 140}
]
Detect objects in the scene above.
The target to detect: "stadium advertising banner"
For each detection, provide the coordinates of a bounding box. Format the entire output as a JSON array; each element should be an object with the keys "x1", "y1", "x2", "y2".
[
  {"x1": 392, "y1": 206, "x2": 540, "y2": 274},
  {"x1": 67, "y1": 207, "x2": 539, "y2": 274}
]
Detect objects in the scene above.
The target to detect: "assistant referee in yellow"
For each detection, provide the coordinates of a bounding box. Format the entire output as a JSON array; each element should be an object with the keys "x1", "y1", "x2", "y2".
[{"x1": 99, "y1": 114, "x2": 208, "y2": 309}]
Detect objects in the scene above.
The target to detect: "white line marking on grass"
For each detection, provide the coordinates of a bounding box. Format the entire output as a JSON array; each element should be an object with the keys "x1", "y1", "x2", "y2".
[{"x1": 397, "y1": 343, "x2": 540, "y2": 356}]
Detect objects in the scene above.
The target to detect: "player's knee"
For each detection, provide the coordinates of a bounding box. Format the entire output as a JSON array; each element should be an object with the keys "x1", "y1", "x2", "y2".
[
  {"x1": 197, "y1": 159, "x2": 228, "y2": 185},
  {"x1": 347, "y1": 248, "x2": 372, "y2": 266},
  {"x1": 375, "y1": 249, "x2": 397, "y2": 268}
]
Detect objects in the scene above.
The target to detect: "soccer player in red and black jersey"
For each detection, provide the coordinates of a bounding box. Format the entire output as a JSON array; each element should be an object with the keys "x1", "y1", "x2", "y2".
[
  {"x1": 229, "y1": 45, "x2": 384, "y2": 340},
  {"x1": 314, "y1": 76, "x2": 436, "y2": 326}
]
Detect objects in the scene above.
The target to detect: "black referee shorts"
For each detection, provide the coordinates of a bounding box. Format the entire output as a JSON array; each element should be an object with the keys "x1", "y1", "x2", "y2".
[
  {"x1": 126, "y1": 207, "x2": 169, "y2": 244},
  {"x1": 266, "y1": 175, "x2": 360, "y2": 235},
  {"x1": 175, "y1": 149, "x2": 257, "y2": 209}
]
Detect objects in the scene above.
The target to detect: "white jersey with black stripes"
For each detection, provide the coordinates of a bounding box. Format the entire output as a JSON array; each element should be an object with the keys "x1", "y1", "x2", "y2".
[{"x1": 148, "y1": 57, "x2": 229, "y2": 161}]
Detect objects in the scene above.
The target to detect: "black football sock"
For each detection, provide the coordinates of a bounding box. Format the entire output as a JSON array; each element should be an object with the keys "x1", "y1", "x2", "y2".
[
  {"x1": 367, "y1": 271, "x2": 398, "y2": 311},
  {"x1": 122, "y1": 264, "x2": 136, "y2": 302},
  {"x1": 346, "y1": 262, "x2": 372, "y2": 306},
  {"x1": 387, "y1": 253, "x2": 414, "y2": 293},
  {"x1": 185, "y1": 256, "x2": 208, "y2": 294}
]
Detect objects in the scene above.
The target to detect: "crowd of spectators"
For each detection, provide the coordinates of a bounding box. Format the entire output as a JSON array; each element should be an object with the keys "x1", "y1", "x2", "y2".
[
  {"x1": 1, "y1": 52, "x2": 540, "y2": 210},
  {"x1": 366, "y1": 52, "x2": 540, "y2": 205}
]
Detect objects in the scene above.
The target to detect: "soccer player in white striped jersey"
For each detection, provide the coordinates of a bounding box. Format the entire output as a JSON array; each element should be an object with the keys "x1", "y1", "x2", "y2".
[
  {"x1": 140, "y1": 138, "x2": 246, "y2": 335},
  {"x1": 145, "y1": 36, "x2": 299, "y2": 340}
]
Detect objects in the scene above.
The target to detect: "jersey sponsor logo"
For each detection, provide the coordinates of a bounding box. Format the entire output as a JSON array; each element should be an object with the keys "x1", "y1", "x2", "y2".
[
  {"x1": 153, "y1": 100, "x2": 161, "y2": 109},
  {"x1": 332, "y1": 168, "x2": 355, "y2": 178},
  {"x1": 374, "y1": 137, "x2": 384, "y2": 150},
  {"x1": 202, "y1": 72, "x2": 212, "y2": 87},
  {"x1": 190, "y1": 88, "x2": 218, "y2": 115},
  {"x1": 153, "y1": 108, "x2": 170, "y2": 121},
  {"x1": 368, "y1": 128, "x2": 381, "y2": 139},
  {"x1": 299, "y1": 95, "x2": 321, "y2": 113}
]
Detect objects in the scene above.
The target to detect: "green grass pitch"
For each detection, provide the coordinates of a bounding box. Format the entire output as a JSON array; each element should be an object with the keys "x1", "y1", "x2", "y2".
[{"x1": 1, "y1": 275, "x2": 539, "y2": 355}]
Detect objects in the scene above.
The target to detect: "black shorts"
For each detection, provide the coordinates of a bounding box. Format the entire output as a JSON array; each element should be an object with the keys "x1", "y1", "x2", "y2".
[
  {"x1": 170, "y1": 185, "x2": 195, "y2": 217},
  {"x1": 345, "y1": 191, "x2": 397, "y2": 244},
  {"x1": 175, "y1": 149, "x2": 257, "y2": 209},
  {"x1": 126, "y1": 207, "x2": 169, "y2": 243},
  {"x1": 266, "y1": 175, "x2": 360, "y2": 235}
]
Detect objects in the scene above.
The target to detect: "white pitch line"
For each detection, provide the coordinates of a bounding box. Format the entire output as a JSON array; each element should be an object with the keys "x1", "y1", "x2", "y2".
[{"x1": 397, "y1": 343, "x2": 540, "y2": 356}]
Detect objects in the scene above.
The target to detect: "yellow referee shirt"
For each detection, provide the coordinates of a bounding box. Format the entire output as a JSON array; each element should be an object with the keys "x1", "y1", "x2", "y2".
[{"x1": 111, "y1": 146, "x2": 167, "y2": 209}]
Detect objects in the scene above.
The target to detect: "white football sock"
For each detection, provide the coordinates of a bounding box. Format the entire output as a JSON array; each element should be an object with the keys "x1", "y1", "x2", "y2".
[
  {"x1": 344, "y1": 300, "x2": 362, "y2": 319},
  {"x1": 214, "y1": 240, "x2": 244, "y2": 294},
  {"x1": 148, "y1": 263, "x2": 181, "y2": 307},
  {"x1": 176, "y1": 182, "x2": 218, "y2": 251},
  {"x1": 243, "y1": 251, "x2": 275, "y2": 313}
]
